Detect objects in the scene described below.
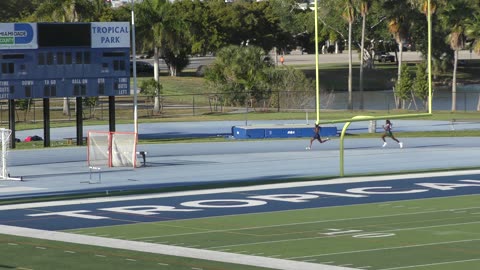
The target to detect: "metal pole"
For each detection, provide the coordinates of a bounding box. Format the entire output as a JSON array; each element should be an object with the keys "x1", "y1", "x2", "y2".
[
  {"x1": 314, "y1": 0, "x2": 320, "y2": 124},
  {"x1": 131, "y1": 0, "x2": 138, "y2": 135},
  {"x1": 427, "y1": 0, "x2": 432, "y2": 114}
]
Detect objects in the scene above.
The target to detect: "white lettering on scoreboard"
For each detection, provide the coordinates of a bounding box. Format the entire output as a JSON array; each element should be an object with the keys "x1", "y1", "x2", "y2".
[
  {"x1": 72, "y1": 79, "x2": 88, "y2": 84},
  {"x1": 21, "y1": 80, "x2": 34, "y2": 86},
  {"x1": 0, "y1": 81, "x2": 10, "y2": 99},
  {"x1": 117, "y1": 77, "x2": 128, "y2": 95},
  {"x1": 44, "y1": 80, "x2": 56, "y2": 85},
  {"x1": 91, "y1": 22, "x2": 130, "y2": 48}
]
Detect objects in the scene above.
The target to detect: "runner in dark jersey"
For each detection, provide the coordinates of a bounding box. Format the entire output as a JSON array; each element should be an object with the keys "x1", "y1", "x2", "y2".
[
  {"x1": 382, "y1": 119, "x2": 403, "y2": 148},
  {"x1": 306, "y1": 124, "x2": 329, "y2": 150}
]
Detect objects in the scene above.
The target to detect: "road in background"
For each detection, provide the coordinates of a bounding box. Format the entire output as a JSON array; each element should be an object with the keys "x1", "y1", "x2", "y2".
[{"x1": 143, "y1": 50, "x2": 480, "y2": 70}]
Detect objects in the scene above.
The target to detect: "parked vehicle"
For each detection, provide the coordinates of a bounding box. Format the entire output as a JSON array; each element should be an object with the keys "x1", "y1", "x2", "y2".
[
  {"x1": 130, "y1": 61, "x2": 154, "y2": 74},
  {"x1": 374, "y1": 51, "x2": 395, "y2": 63}
]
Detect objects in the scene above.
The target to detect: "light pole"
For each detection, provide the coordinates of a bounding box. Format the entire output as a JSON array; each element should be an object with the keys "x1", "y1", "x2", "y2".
[{"x1": 131, "y1": 0, "x2": 138, "y2": 135}]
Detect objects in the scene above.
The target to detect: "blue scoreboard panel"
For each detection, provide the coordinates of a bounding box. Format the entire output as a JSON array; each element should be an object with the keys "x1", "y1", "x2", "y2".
[{"x1": 0, "y1": 22, "x2": 130, "y2": 99}]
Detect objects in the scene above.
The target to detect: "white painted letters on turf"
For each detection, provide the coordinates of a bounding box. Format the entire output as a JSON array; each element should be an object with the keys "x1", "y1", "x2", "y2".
[
  {"x1": 182, "y1": 199, "x2": 266, "y2": 208},
  {"x1": 28, "y1": 210, "x2": 109, "y2": 220},
  {"x1": 416, "y1": 182, "x2": 480, "y2": 190},
  {"x1": 22, "y1": 179, "x2": 479, "y2": 221},
  {"x1": 347, "y1": 186, "x2": 428, "y2": 194},
  {"x1": 249, "y1": 194, "x2": 319, "y2": 203},
  {"x1": 99, "y1": 205, "x2": 201, "y2": 215}
]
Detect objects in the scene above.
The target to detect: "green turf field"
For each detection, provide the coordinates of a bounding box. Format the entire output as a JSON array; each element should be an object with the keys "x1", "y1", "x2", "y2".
[{"x1": 1, "y1": 195, "x2": 479, "y2": 270}]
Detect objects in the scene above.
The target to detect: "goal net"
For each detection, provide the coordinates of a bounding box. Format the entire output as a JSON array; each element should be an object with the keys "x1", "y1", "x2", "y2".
[
  {"x1": 0, "y1": 128, "x2": 21, "y2": 181},
  {"x1": 87, "y1": 131, "x2": 138, "y2": 168}
]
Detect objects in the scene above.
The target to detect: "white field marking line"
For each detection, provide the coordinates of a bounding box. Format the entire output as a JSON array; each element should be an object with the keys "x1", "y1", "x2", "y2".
[
  {"x1": 209, "y1": 220, "x2": 480, "y2": 250},
  {"x1": 2, "y1": 169, "x2": 480, "y2": 210},
  {"x1": 132, "y1": 206, "x2": 480, "y2": 240},
  {"x1": 287, "y1": 238, "x2": 480, "y2": 260},
  {"x1": 0, "y1": 225, "x2": 359, "y2": 270},
  {"x1": 0, "y1": 186, "x2": 46, "y2": 193},
  {"x1": 378, "y1": 258, "x2": 480, "y2": 270}
]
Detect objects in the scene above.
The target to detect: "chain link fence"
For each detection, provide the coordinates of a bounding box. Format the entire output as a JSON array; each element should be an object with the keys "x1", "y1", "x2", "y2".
[{"x1": 1, "y1": 89, "x2": 479, "y2": 126}]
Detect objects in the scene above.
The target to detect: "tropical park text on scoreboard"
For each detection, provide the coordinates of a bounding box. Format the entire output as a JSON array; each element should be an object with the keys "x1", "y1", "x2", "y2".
[{"x1": 0, "y1": 22, "x2": 131, "y2": 100}]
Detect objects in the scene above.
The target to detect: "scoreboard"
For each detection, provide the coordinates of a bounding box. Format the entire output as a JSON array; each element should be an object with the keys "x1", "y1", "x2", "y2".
[{"x1": 0, "y1": 22, "x2": 130, "y2": 99}]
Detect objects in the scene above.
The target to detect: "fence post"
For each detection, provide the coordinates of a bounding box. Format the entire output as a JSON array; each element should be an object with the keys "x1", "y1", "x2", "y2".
[
  {"x1": 192, "y1": 95, "x2": 195, "y2": 116},
  {"x1": 368, "y1": 120, "x2": 376, "y2": 133},
  {"x1": 277, "y1": 90, "x2": 280, "y2": 112}
]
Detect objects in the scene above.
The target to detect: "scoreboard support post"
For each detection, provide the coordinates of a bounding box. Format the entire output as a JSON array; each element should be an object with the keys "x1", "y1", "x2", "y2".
[
  {"x1": 109, "y1": 96, "x2": 116, "y2": 132},
  {"x1": 43, "y1": 98, "x2": 50, "y2": 147},
  {"x1": 76, "y1": 97, "x2": 84, "y2": 146},
  {"x1": 8, "y1": 100, "x2": 15, "y2": 149}
]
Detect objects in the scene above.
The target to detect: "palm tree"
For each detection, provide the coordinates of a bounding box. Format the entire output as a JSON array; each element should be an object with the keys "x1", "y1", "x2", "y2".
[
  {"x1": 384, "y1": 0, "x2": 412, "y2": 109},
  {"x1": 136, "y1": 0, "x2": 170, "y2": 114},
  {"x1": 465, "y1": 9, "x2": 480, "y2": 110},
  {"x1": 439, "y1": 0, "x2": 472, "y2": 112},
  {"x1": 342, "y1": 0, "x2": 355, "y2": 110},
  {"x1": 358, "y1": 0, "x2": 371, "y2": 110},
  {"x1": 136, "y1": 0, "x2": 191, "y2": 113}
]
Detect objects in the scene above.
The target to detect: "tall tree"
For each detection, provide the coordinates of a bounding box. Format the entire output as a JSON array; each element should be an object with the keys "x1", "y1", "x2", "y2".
[
  {"x1": 204, "y1": 45, "x2": 272, "y2": 107},
  {"x1": 384, "y1": 0, "x2": 412, "y2": 109},
  {"x1": 136, "y1": 0, "x2": 188, "y2": 113},
  {"x1": 465, "y1": 8, "x2": 480, "y2": 110},
  {"x1": 439, "y1": 0, "x2": 473, "y2": 112},
  {"x1": 358, "y1": 0, "x2": 372, "y2": 110},
  {"x1": 413, "y1": 62, "x2": 429, "y2": 110},
  {"x1": 0, "y1": 0, "x2": 37, "y2": 21},
  {"x1": 342, "y1": 0, "x2": 355, "y2": 110},
  {"x1": 31, "y1": 0, "x2": 92, "y2": 23}
]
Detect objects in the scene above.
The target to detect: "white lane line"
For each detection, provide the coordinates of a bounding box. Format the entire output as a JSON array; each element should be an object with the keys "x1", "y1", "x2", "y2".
[
  {"x1": 210, "y1": 221, "x2": 480, "y2": 250},
  {"x1": 378, "y1": 258, "x2": 480, "y2": 270},
  {"x1": 0, "y1": 224, "x2": 359, "y2": 270},
  {"x1": 0, "y1": 186, "x2": 46, "y2": 193},
  {"x1": 132, "y1": 206, "x2": 480, "y2": 240},
  {"x1": 1, "y1": 169, "x2": 479, "y2": 210},
  {"x1": 287, "y1": 239, "x2": 480, "y2": 259}
]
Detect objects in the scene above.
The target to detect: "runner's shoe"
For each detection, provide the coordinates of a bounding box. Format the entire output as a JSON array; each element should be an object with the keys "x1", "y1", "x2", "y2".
[{"x1": 382, "y1": 142, "x2": 387, "y2": 148}]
